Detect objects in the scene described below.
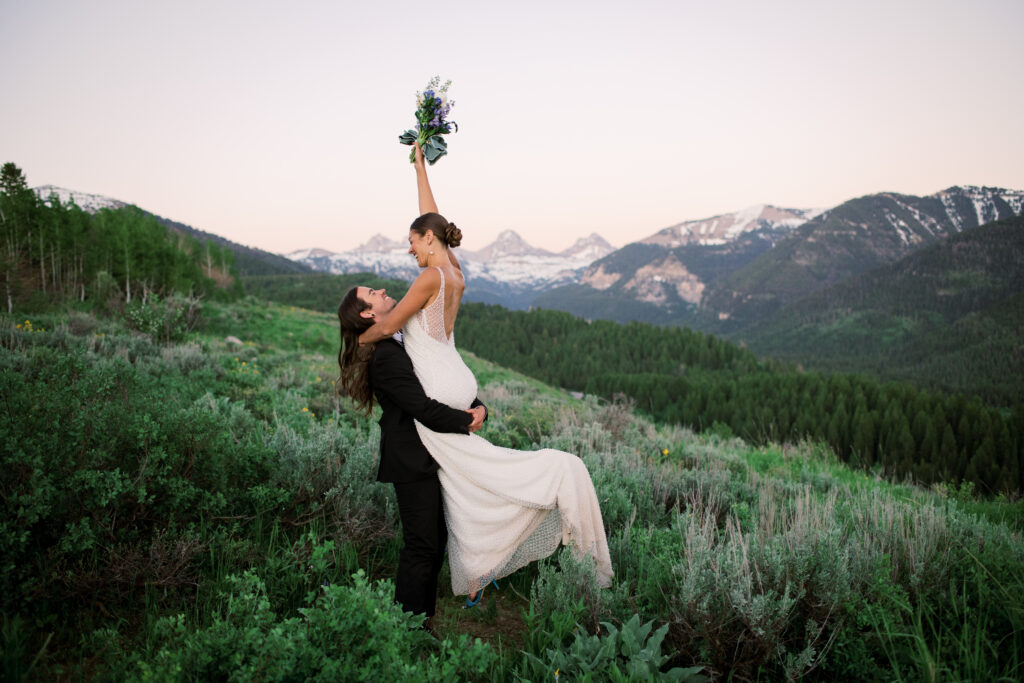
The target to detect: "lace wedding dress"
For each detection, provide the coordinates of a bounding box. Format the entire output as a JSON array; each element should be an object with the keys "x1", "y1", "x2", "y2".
[{"x1": 403, "y1": 267, "x2": 613, "y2": 595}]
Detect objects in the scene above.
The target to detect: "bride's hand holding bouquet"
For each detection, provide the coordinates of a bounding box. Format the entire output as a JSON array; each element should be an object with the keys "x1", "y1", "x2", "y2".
[{"x1": 398, "y1": 76, "x2": 457, "y2": 165}]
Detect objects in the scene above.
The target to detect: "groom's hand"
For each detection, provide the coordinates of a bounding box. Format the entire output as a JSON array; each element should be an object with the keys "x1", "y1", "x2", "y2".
[{"x1": 466, "y1": 406, "x2": 486, "y2": 432}]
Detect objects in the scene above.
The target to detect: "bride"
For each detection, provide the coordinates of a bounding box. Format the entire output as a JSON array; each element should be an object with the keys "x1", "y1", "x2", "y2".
[{"x1": 337, "y1": 143, "x2": 613, "y2": 601}]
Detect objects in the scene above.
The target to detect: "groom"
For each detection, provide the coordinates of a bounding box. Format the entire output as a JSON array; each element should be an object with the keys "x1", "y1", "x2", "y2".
[{"x1": 356, "y1": 286, "x2": 486, "y2": 621}]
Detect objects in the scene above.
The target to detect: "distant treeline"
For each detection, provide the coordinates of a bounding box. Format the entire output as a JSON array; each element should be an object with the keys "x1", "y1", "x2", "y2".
[
  {"x1": 1, "y1": 162, "x2": 241, "y2": 310},
  {"x1": 243, "y1": 268, "x2": 1024, "y2": 494},
  {"x1": 454, "y1": 304, "x2": 1024, "y2": 495},
  {"x1": 243, "y1": 273, "x2": 408, "y2": 313}
]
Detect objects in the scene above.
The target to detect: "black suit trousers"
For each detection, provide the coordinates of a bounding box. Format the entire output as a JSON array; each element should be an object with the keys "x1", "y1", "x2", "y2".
[{"x1": 392, "y1": 474, "x2": 447, "y2": 617}]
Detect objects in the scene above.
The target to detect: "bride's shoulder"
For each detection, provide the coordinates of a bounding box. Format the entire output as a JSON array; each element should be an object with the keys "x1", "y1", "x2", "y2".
[
  {"x1": 449, "y1": 267, "x2": 465, "y2": 290},
  {"x1": 411, "y1": 267, "x2": 442, "y2": 290}
]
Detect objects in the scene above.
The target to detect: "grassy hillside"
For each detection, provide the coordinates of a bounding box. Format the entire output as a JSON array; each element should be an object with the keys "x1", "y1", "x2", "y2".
[{"x1": 2, "y1": 300, "x2": 1023, "y2": 680}]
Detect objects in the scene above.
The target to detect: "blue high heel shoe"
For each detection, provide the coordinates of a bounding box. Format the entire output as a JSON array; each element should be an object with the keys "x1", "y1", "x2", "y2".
[{"x1": 463, "y1": 578, "x2": 499, "y2": 609}]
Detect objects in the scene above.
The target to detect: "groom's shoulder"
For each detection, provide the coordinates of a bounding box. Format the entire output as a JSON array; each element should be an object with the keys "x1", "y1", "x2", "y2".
[{"x1": 372, "y1": 338, "x2": 406, "y2": 363}]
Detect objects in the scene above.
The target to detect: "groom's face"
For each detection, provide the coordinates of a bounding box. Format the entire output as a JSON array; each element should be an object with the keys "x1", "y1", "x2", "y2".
[{"x1": 357, "y1": 286, "x2": 396, "y2": 319}]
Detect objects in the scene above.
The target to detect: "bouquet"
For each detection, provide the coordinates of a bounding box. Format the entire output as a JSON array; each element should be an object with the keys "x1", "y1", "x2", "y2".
[{"x1": 398, "y1": 76, "x2": 457, "y2": 165}]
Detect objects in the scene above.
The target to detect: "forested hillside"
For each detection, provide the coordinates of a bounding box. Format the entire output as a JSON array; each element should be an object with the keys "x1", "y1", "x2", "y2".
[
  {"x1": 739, "y1": 215, "x2": 1024, "y2": 406},
  {"x1": 1, "y1": 162, "x2": 243, "y2": 312}
]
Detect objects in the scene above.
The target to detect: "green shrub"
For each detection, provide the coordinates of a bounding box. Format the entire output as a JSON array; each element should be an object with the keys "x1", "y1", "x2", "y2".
[
  {"x1": 124, "y1": 294, "x2": 190, "y2": 343},
  {"x1": 529, "y1": 549, "x2": 628, "y2": 635},
  {"x1": 133, "y1": 569, "x2": 497, "y2": 682},
  {"x1": 517, "y1": 613, "x2": 707, "y2": 682},
  {"x1": 0, "y1": 344, "x2": 274, "y2": 615}
]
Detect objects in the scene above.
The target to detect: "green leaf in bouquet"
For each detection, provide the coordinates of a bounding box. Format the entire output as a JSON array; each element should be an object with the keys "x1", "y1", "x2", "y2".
[{"x1": 422, "y1": 136, "x2": 448, "y2": 165}]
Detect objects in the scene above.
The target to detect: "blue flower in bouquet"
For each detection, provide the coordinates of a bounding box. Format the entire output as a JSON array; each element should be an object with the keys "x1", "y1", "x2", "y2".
[{"x1": 398, "y1": 76, "x2": 457, "y2": 165}]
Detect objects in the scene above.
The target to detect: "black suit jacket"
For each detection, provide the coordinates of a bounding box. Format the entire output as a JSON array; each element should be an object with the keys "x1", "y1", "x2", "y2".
[{"x1": 369, "y1": 338, "x2": 484, "y2": 483}]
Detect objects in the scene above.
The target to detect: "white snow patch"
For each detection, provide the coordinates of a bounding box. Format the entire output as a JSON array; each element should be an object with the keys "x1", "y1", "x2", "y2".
[
  {"x1": 940, "y1": 193, "x2": 965, "y2": 232},
  {"x1": 972, "y1": 195, "x2": 997, "y2": 226},
  {"x1": 725, "y1": 204, "x2": 766, "y2": 239},
  {"x1": 33, "y1": 185, "x2": 127, "y2": 212},
  {"x1": 892, "y1": 196, "x2": 940, "y2": 236},
  {"x1": 1002, "y1": 193, "x2": 1024, "y2": 214},
  {"x1": 884, "y1": 210, "x2": 911, "y2": 245}
]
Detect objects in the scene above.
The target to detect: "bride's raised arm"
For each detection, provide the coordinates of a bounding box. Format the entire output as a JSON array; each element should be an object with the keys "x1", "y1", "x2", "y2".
[
  {"x1": 414, "y1": 142, "x2": 438, "y2": 215},
  {"x1": 358, "y1": 268, "x2": 442, "y2": 345},
  {"x1": 415, "y1": 143, "x2": 462, "y2": 273}
]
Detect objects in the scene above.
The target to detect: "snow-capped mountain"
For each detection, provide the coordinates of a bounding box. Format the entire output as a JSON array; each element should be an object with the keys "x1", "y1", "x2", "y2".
[
  {"x1": 462, "y1": 230, "x2": 551, "y2": 261},
  {"x1": 577, "y1": 205, "x2": 818, "y2": 305},
  {"x1": 534, "y1": 184, "x2": 1024, "y2": 333},
  {"x1": 641, "y1": 205, "x2": 824, "y2": 248},
  {"x1": 285, "y1": 231, "x2": 616, "y2": 307},
  {"x1": 287, "y1": 236, "x2": 421, "y2": 282},
  {"x1": 33, "y1": 185, "x2": 127, "y2": 212},
  {"x1": 461, "y1": 232, "x2": 615, "y2": 288},
  {"x1": 562, "y1": 233, "x2": 618, "y2": 261}
]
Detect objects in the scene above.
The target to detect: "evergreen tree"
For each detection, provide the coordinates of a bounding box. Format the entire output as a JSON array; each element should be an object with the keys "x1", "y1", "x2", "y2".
[
  {"x1": 852, "y1": 406, "x2": 877, "y2": 468},
  {"x1": 939, "y1": 424, "x2": 960, "y2": 481},
  {"x1": 0, "y1": 162, "x2": 29, "y2": 197}
]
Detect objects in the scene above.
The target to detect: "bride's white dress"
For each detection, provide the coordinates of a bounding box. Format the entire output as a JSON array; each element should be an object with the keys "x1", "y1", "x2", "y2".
[{"x1": 403, "y1": 267, "x2": 613, "y2": 595}]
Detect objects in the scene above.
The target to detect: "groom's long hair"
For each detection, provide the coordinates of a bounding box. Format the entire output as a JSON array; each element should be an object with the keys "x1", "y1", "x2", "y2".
[{"x1": 337, "y1": 287, "x2": 375, "y2": 414}]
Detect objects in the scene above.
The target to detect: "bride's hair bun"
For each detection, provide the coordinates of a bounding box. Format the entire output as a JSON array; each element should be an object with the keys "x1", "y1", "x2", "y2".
[
  {"x1": 444, "y1": 223, "x2": 462, "y2": 248},
  {"x1": 410, "y1": 212, "x2": 461, "y2": 248}
]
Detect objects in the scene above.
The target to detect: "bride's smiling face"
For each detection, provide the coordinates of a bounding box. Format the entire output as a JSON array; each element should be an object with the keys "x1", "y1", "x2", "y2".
[{"x1": 408, "y1": 229, "x2": 434, "y2": 267}]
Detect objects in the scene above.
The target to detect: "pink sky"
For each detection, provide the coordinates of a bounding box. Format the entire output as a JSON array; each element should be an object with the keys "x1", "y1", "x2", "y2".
[{"x1": 2, "y1": 0, "x2": 1022, "y2": 255}]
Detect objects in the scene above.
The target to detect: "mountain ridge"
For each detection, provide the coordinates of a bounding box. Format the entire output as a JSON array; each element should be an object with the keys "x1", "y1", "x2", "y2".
[
  {"x1": 701, "y1": 185, "x2": 1024, "y2": 332},
  {"x1": 32, "y1": 184, "x2": 312, "y2": 277},
  {"x1": 285, "y1": 228, "x2": 617, "y2": 308},
  {"x1": 536, "y1": 185, "x2": 1024, "y2": 330}
]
